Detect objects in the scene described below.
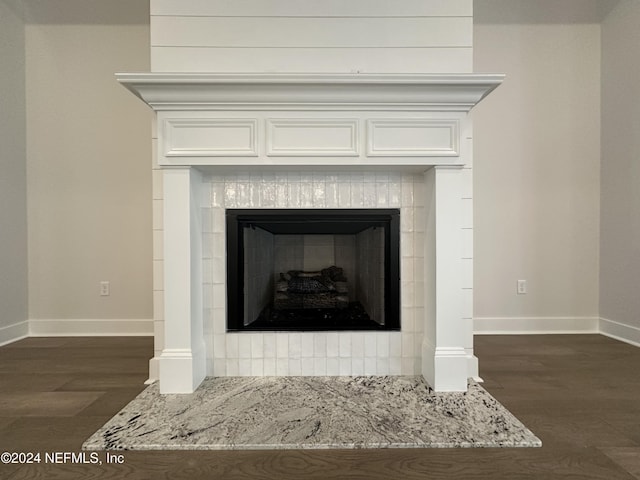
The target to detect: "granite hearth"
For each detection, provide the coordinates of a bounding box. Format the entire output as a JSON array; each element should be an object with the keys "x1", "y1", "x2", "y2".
[{"x1": 83, "y1": 376, "x2": 541, "y2": 450}]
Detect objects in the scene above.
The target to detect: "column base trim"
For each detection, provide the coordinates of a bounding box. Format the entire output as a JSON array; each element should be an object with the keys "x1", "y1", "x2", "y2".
[
  {"x1": 159, "y1": 345, "x2": 206, "y2": 394},
  {"x1": 421, "y1": 341, "x2": 469, "y2": 392}
]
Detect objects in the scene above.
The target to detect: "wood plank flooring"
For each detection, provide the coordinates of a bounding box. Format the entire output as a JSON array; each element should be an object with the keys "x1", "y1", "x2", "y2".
[{"x1": 0, "y1": 334, "x2": 638, "y2": 479}]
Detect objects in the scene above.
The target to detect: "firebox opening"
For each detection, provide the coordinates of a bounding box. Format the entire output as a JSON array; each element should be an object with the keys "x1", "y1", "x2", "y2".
[{"x1": 226, "y1": 209, "x2": 400, "y2": 332}]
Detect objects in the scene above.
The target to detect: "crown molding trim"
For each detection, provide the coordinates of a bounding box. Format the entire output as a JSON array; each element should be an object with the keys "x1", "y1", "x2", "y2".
[{"x1": 116, "y1": 73, "x2": 505, "y2": 112}]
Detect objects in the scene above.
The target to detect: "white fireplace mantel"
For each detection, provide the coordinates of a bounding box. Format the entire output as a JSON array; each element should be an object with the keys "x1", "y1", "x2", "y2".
[
  {"x1": 117, "y1": 73, "x2": 504, "y2": 111},
  {"x1": 117, "y1": 73, "x2": 503, "y2": 169},
  {"x1": 117, "y1": 72, "x2": 503, "y2": 394}
]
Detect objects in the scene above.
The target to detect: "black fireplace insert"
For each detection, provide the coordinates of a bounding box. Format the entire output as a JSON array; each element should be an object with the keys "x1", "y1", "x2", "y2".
[{"x1": 226, "y1": 209, "x2": 400, "y2": 332}]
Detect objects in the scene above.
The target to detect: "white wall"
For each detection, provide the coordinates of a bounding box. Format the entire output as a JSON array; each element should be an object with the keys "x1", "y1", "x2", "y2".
[
  {"x1": 0, "y1": 0, "x2": 29, "y2": 345},
  {"x1": 473, "y1": 1, "x2": 601, "y2": 332},
  {"x1": 24, "y1": 4, "x2": 153, "y2": 334},
  {"x1": 600, "y1": 0, "x2": 640, "y2": 344},
  {"x1": 150, "y1": 0, "x2": 472, "y2": 74},
  {"x1": 5, "y1": 0, "x2": 632, "y2": 346}
]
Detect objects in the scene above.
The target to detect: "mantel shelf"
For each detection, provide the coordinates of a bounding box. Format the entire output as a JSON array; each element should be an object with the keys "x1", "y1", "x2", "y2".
[{"x1": 116, "y1": 72, "x2": 504, "y2": 112}]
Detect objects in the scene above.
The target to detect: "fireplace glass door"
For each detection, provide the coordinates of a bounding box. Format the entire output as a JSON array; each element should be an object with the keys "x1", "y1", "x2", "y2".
[{"x1": 226, "y1": 209, "x2": 400, "y2": 331}]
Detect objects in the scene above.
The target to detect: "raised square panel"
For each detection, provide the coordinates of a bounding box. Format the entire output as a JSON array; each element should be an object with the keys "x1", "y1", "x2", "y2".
[
  {"x1": 367, "y1": 119, "x2": 459, "y2": 157},
  {"x1": 267, "y1": 119, "x2": 359, "y2": 156},
  {"x1": 163, "y1": 119, "x2": 258, "y2": 157}
]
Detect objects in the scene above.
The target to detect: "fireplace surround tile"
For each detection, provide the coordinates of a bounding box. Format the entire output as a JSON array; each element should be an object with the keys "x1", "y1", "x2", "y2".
[{"x1": 202, "y1": 171, "x2": 422, "y2": 377}]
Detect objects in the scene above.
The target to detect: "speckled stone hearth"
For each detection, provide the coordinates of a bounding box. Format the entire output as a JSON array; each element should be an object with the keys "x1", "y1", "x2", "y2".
[{"x1": 83, "y1": 376, "x2": 541, "y2": 450}]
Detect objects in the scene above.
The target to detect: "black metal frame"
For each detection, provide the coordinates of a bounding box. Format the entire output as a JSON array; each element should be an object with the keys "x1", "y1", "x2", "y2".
[{"x1": 226, "y1": 209, "x2": 400, "y2": 332}]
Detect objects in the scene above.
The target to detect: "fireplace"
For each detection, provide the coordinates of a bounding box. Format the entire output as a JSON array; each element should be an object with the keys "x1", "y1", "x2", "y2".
[
  {"x1": 226, "y1": 209, "x2": 400, "y2": 332},
  {"x1": 117, "y1": 73, "x2": 503, "y2": 394}
]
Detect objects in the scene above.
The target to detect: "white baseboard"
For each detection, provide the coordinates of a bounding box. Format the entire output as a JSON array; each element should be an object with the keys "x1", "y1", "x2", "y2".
[
  {"x1": 599, "y1": 317, "x2": 640, "y2": 348},
  {"x1": 474, "y1": 316, "x2": 600, "y2": 335},
  {"x1": 0, "y1": 320, "x2": 29, "y2": 347},
  {"x1": 29, "y1": 318, "x2": 153, "y2": 337}
]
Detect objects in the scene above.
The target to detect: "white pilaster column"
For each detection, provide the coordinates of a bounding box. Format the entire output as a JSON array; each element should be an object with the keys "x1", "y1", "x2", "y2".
[
  {"x1": 421, "y1": 166, "x2": 470, "y2": 391},
  {"x1": 158, "y1": 167, "x2": 206, "y2": 394}
]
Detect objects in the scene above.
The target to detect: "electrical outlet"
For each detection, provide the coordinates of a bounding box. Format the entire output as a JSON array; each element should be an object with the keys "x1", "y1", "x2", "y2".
[
  {"x1": 517, "y1": 279, "x2": 527, "y2": 295},
  {"x1": 100, "y1": 281, "x2": 110, "y2": 296}
]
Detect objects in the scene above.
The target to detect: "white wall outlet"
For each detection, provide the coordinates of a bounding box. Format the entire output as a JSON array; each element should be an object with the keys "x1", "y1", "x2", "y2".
[
  {"x1": 517, "y1": 279, "x2": 527, "y2": 295},
  {"x1": 100, "y1": 281, "x2": 110, "y2": 296}
]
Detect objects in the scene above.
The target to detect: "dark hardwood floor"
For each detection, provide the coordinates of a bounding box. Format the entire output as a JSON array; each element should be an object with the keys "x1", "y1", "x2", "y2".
[{"x1": 0, "y1": 334, "x2": 639, "y2": 479}]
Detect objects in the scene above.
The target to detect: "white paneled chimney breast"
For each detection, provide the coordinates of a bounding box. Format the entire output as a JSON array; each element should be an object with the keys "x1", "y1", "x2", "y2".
[{"x1": 117, "y1": 0, "x2": 504, "y2": 397}]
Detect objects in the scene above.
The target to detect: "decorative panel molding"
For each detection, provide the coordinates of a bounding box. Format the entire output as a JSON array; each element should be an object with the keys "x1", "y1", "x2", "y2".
[
  {"x1": 163, "y1": 119, "x2": 258, "y2": 157},
  {"x1": 118, "y1": 74, "x2": 505, "y2": 166},
  {"x1": 367, "y1": 119, "x2": 459, "y2": 157},
  {"x1": 266, "y1": 119, "x2": 359, "y2": 157}
]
